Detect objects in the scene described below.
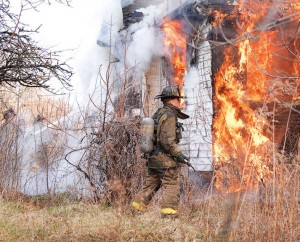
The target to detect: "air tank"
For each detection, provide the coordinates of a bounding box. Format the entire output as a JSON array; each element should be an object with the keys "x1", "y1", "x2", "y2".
[{"x1": 140, "y1": 118, "x2": 155, "y2": 154}]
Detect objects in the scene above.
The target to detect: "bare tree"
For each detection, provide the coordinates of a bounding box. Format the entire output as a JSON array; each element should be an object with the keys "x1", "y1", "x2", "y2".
[{"x1": 0, "y1": 0, "x2": 73, "y2": 93}]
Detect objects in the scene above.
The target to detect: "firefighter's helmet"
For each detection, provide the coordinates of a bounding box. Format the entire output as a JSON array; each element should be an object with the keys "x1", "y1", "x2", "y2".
[{"x1": 155, "y1": 85, "x2": 185, "y2": 99}]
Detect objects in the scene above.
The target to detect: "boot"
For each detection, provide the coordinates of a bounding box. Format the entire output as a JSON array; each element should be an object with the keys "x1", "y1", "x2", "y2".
[
  {"x1": 160, "y1": 207, "x2": 178, "y2": 219},
  {"x1": 131, "y1": 201, "x2": 147, "y2": 212}
]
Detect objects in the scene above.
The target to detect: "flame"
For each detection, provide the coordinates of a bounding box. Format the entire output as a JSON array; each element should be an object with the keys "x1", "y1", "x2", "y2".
[
  {"x1": 162, "y1": 18, "x2": 186, "y2": 107},
  {"x1": 213, "y1": 0, "x2": 300, "y2": 193}
]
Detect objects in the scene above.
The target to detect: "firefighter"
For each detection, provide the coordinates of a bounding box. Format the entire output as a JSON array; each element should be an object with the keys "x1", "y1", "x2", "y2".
[
  {"x1": 132, "y1": 85, "x2": 190, "y2": 218},
  {"x1": 0, "y1": 108, "x2": 25, "y2": 187},
  {"x1": 3, "y1": 108, "x2": 16, "y2": 123},
  {"x1": 1, "y1": 108, "x2": 25, "y2": 142}
]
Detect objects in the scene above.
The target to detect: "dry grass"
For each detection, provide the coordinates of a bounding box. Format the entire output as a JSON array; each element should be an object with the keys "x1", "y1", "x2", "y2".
[
  {"x1": 0, "y1": 165, "x2": 299, "y2": 242},
  {"x1": 0, "y1": 195, "x2": 223, "y2": 241}
]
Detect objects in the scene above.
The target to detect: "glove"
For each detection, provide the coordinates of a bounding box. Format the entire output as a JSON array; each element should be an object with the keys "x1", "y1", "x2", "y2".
[
  {"x1": 176, "y1": 154, "x2": 189, "y2": 163},
  {"x1": 176, "y1": 154, "x2": 196, "y2": 171}
]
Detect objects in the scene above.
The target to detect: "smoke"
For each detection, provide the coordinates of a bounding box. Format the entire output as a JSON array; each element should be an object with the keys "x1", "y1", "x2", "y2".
[
  {"x1": 115, "y1": 1, "x2": 190, "y2": 74},
  {"x1": 116, "y1": 4, "x2": 167, "y2": 74},
  {"x1": 126, "y1": 25, "x2": 164, "y2": 71},
  {"x1": 72, "y1": 0, "x2": 123, "y2": 105},
  {"x1": 12, "y1": 0, "x2": 114, "y2": 105},
  {"x1": 121, "y1": 0, "x2": 135, "y2": 8}
]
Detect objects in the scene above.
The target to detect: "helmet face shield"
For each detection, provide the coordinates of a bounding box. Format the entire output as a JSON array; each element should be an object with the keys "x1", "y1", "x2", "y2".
[{"x1": 155, "y1": 85, "x2": 185, "y2": 99}]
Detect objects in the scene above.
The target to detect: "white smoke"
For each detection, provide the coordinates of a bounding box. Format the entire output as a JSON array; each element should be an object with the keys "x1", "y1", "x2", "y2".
[
  {"x1": 126, "y1": 25, "x2": 164, "y2": 71},
  {"x1": 116, "y1": 4, "x2": 166, "y2": 74},
  {"x1": 116, "y1": 1, "x2": 190, "y2": 74},
  {"x1": 73, "y1": 0, "x2": 124, "y2": 105},
  {"x1": 121, "y1": 0, "x2": 135, "y2": 8}
]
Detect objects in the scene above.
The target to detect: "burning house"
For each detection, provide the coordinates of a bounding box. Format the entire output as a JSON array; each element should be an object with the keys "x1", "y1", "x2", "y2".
[{"x1": 98, "y1": 0, "x2": 300, "y2": 193}]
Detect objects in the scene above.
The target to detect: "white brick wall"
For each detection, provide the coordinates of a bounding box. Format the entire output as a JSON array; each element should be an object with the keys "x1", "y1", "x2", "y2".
[{"x1": 181, "y1": 37, "x2": 213, "y2": 171}]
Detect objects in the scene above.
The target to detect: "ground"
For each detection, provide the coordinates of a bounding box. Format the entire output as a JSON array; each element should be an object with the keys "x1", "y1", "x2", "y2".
[{"x1": 0, "y1": 178, "x2": 299, "y2": 241}]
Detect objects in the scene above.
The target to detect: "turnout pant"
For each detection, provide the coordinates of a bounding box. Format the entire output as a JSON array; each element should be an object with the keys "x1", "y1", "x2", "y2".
[{"x1": 134, "y1": 166, "x2": 181, "y2": 210}]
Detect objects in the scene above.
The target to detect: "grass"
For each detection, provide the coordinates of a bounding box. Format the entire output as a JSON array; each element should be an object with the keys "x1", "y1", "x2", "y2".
[
  {"x1": 0, "y1": 165, "x2": 299, "y2": 241},
  {"x1": 0, "y1": 192, "x2": 231, "y2": 241},
  {"x1": 0, "y1": 199, "x2": 206, "y2": 241}
]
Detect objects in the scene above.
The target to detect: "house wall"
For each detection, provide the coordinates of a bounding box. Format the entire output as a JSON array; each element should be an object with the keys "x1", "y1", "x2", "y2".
[{"x1": 182, "y1": 33, "x2": 213, "y2": 171}]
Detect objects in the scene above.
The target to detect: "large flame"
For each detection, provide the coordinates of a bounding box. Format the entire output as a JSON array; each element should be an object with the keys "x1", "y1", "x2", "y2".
[
  {"x1": 213, "y1": 0, "x2": 300, "y2": 193},
  {"x1": 162, "y1": 18, "x2": 186, "y2": 106}
]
